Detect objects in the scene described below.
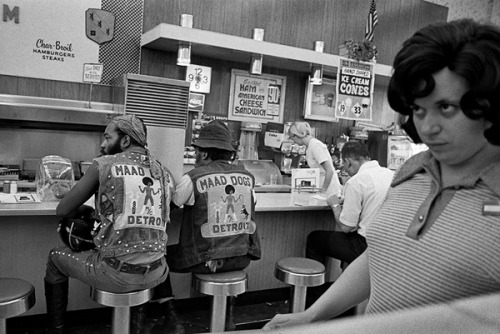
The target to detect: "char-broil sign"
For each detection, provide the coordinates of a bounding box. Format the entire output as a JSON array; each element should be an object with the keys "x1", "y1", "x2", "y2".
[{"x1": 85, "y1": 8, "x2": 115, "y2": 44}]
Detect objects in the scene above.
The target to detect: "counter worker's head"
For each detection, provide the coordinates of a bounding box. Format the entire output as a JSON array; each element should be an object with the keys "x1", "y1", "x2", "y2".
[
  {"x1": 288, "y1": 122, "x2": 311, "y2": 145},
  {"x1": 101, "y1": 114, "x2": 147, "y2": 156},
  {"x1": 191, "y1": 120, "x2": 236, "y2": 167},
  {"x1": 388, "y1": 19, "x2": 500, "y2": 169},
  {"x1": 341, "y1": 141, "x2": 371, "y2": 177}
]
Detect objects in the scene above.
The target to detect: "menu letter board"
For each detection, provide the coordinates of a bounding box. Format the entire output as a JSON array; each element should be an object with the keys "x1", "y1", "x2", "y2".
[{"x1": 228, "y1": 69, "x2": 286, "y2": 124}]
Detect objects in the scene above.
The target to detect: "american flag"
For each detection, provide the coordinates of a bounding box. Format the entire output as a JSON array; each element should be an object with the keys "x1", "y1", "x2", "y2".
[{"x1": 365, "y1": 0, "x2": 379, "y2": 42}]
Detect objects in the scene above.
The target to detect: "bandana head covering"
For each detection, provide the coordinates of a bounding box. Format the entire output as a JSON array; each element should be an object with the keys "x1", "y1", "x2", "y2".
[
  {"x1": 111, "y1": 115, "x2": 163, "y2": 180},
  {"x1": 111, "y1": 115, "x2": 147, "y2": 147}
]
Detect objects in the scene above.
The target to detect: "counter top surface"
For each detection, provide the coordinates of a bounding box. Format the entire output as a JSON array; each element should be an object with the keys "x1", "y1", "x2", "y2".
[
  {"x1": 0, "y1": 192, "x2": 330, "y2": 216},
  {"x1": 255, "y1": 192, "x2": 329, "y2": 211}
]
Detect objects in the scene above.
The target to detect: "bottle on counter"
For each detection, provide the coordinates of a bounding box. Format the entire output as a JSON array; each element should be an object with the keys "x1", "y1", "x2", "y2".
[
  {"x1": 3, "y1": 180, "x2": 10, "y2": 193},
  {"x1": 10, "y1": 180, "x2": 17, "y2": 194}
]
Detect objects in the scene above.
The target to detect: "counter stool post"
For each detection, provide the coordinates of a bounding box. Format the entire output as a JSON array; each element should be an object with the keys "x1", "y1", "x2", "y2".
[
  {"x1": 112, "y1": 306, "x2": 130, "y2": 334},
  {"x1": 210, "y1": 294, "x2": 227, "y2": 332},
  {"x1": 192, "y1": 271, "x2": 247, "y2": 332},
  {"x1": 90, "y1": 287, "x2": 152, "y2": 334},
  {"x1": 290, "y1": 285, "x2": 308, "y2": 313},
  {"x1": 0, "y1": 278, "x2": 36, "y2": 334},
  {"x1": 274, "y1": 257, "x2": 325, "y2": 313}
]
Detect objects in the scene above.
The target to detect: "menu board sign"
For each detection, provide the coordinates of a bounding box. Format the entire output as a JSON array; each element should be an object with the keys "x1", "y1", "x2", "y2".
[
  {"x1": 228, "y1": 69, "x2": 286, "y2": 124},
  {"x1": 335, "y1": 57, "x2": 375, "y2": 121}
]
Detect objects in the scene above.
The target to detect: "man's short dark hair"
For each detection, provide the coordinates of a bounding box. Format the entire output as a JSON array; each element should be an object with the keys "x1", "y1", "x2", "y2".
[
  {"x1": 341, "y1": 141, "x2": 371, "y2": 161},
  {"x1": 387, "y1": 19, "x2": 500, "y2": 145}
]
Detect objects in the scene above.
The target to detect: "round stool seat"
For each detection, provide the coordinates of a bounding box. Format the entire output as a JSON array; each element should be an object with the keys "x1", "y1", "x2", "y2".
[
  {"x1": 90, "y1": 287, "x2": 152, "y2": 307},
  {"x1": 275, "y1": 257, "x2": 325, "y2": 287},
  {"x1": 0, "y1": 278, "x2": 36, "y2": 319},
  {"x1": 193, "y1": 271, "x2": 247, "y2": 296}
]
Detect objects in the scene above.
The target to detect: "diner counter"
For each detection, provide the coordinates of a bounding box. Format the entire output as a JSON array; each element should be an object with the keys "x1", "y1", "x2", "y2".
[
  {"x1": 0, "y1": 191, "x2": 336, "y2": 315},
  {"x1": 0, "y1": 191, "x2": 330, "y2": 216}
]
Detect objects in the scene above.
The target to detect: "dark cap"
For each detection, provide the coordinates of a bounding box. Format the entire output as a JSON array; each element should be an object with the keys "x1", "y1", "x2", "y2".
[{"x1": 192, "y1": 120, "x2": 236, "y2": 151}]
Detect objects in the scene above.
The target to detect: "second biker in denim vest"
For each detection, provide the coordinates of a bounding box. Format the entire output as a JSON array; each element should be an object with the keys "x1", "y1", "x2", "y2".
[{"x1": 169, "y1": 159, "x2": 261, "y2": 269}]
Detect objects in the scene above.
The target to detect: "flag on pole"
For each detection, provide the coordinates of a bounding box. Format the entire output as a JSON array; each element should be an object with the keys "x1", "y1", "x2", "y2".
[{"x1": 364, "y1": 0, "x2": 379, "y2": 42}]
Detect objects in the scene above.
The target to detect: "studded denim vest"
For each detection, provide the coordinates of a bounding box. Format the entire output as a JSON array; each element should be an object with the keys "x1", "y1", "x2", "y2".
[
  {"x1": 171, "y1": 160, "x2": 261, "y2": 269},
  {"x1": 93, "y1": 150, "x2": 174, "y2": 258}
]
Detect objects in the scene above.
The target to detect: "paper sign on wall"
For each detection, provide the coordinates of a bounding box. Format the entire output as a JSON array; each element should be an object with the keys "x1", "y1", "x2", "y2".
[
  {"x1": 335, "y1": 57, "x2": 375, "y2": 121},
  {"x1": 83, "y1": 63, "x2": 103, "y2": 83},
  {"x1": 228, "y1": 69, "x2": 286, "y2": 124}
]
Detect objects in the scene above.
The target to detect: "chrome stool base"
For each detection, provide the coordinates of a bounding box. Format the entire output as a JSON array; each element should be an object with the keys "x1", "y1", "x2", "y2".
[
  {"x1": 0, "y1": 278, "x2": 36, "y2": 334},
  {"x1": 90, "y1": 287, "x2": 152, "y2": 334},
  {"x1": 274, "y1": 257, "x2": 325, "y2": 313},
  {"x1": 192, "y1": 271, "x2": 247, "y2": 332}
]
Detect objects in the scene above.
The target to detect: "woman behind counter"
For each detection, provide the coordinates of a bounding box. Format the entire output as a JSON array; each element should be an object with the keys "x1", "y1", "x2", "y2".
[{"x1": 288, "y1": 122, "x2": 342, "y2": 196}]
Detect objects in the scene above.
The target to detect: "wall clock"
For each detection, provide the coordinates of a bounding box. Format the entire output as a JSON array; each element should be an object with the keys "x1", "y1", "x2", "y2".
[{"x1": 186, "y1": 64, "x2": 211, "y2": 93}]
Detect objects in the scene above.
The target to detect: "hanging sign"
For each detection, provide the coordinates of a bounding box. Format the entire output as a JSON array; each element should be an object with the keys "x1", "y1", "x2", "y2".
[
  {"x1": 188, "y1": 92, "x2": 205, "y2": 112},
  {"x1": 335, "y1": 57, "x2": 375, "y2": 121},
  {"x1": 228, "y1": 69, "x2": 286, "y2": 124},
  {"x1": 85, "y1": 8, "x2": 115, "y2": 44}
]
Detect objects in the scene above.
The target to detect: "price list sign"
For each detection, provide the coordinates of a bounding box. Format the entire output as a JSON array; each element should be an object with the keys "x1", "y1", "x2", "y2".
[
  {"x1": 335, "y1": 58, "x2": 374, "y2": 121},
  {"x1": 228, "y1": 69, "x2": 286, "y2": 124}
]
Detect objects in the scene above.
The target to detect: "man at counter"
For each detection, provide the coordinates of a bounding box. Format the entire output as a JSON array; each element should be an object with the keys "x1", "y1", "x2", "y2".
[
  {"x1": 147, "y1": 120, "x2": 262, "y2": 333},
  {"x1": 44, "y1": 115, "x2": 174, "y2": 333},
  {"x1": 305, "y1": 141, "x2": 393, "y2": 306},
  {"x1": 306, "y1": 141, "x2": 393, "y2": 267}
]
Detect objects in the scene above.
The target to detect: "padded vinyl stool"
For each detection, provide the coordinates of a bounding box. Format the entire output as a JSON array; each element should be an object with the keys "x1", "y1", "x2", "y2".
[
  {"x1": 192, "y1": 271, "x2": 247, "y2": 332},
  {"x1": 275, "y1": 257, "x2": 325, "y2": 313},
  {"x1": 90, "y1": 287, "x2": 152, "y2": 334},
  {"x1": 0, "y1": 278, "x2": 36, "y2": 334}
]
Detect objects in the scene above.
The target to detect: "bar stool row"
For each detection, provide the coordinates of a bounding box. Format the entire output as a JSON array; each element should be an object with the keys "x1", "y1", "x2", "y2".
[{"x1": 0, "y1": 257, "x2": 325, "y2": 333}]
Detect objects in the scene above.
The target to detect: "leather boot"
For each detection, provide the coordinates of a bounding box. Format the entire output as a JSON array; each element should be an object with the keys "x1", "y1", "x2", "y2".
[
  {"x1": 44, "y1": 280, "x2": 68, "y2": 332},
  {"x1": 130, "y1": 304, "x2": 148, "y2": 334},
  {"x1": 154, "y1": 299, "x2": 185, "y2": 334},
  {"x1": 225, "y1": 296, "x2": 236, "y2": 331}
]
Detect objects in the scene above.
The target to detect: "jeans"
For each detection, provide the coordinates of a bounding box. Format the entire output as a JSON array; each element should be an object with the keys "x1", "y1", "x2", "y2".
[
  {"x1": 306, "y1": 230, "x2": 367, "y2": 266},
  {"x1": 45, "y1": 245, "x2": 168, "y2": 293}
]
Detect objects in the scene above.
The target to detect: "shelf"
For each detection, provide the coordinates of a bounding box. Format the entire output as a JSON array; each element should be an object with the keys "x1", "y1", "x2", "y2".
[
  {"x1": 141, "y1": 24, "x2": 393, "y2": 83},
  {"x1": 0, "y1": 94, "x2": 123, "y2": 131}
]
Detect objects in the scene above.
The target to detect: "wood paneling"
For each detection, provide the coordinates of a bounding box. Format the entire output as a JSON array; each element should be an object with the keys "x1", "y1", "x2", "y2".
[
  {"x1": 0, "y1": 1, "x2": 447, "y2": 142},
  {"x1": 0, "y1": 75, "x2": 117, "y2": 103},
  {"x1": 143, "y1": 0, "x2": 447, "y2": 64},
  {"x1": 141, "y1": 0, "x2": 447, "y2": 143}
]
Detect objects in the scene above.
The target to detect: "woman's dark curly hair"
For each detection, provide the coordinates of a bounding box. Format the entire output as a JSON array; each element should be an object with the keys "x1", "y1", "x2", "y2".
[{"x1": 388, "y1": 19, "x2": 500, "y2": 145}]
